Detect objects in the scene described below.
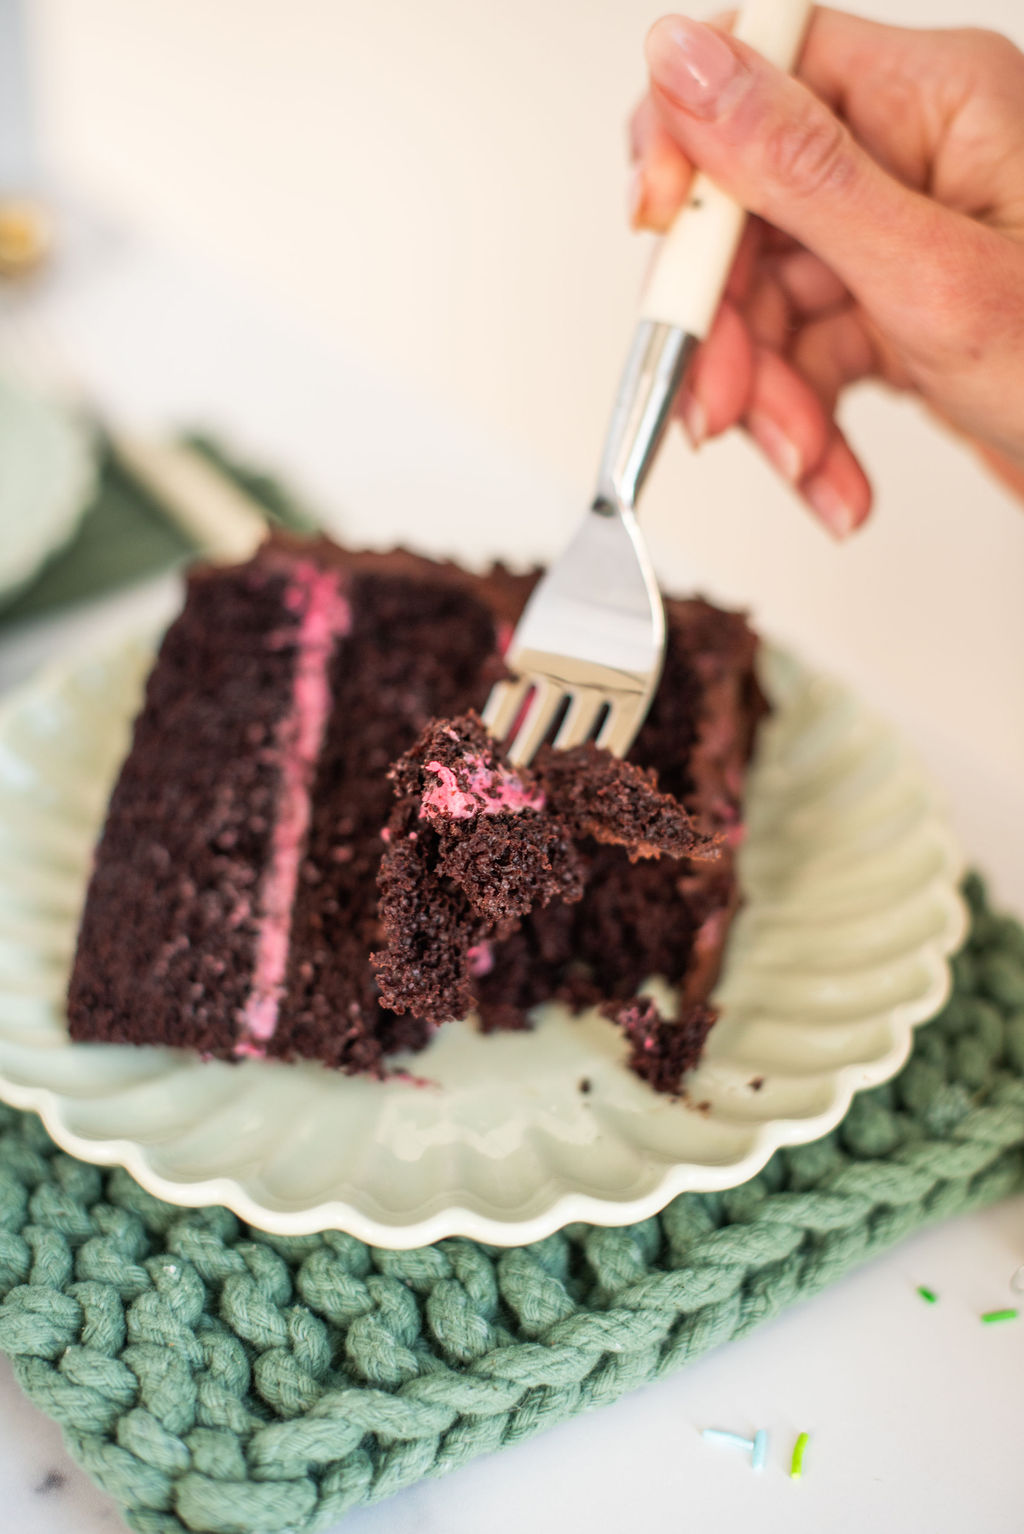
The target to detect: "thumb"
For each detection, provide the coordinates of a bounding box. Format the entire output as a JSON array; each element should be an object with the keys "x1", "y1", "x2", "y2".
[{"x1": 644, "y1": 14, "x2": 989, "y2": 354}]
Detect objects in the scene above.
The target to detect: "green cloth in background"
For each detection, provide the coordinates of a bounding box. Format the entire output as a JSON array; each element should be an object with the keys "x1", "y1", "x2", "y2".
[{"x1": 0, "y1": 434, "x2": 318, "y2": 629}]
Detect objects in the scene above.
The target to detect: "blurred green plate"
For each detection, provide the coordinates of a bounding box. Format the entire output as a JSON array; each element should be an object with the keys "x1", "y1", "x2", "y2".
[
  {"x1": 0, "y1": 424, "x2": 318, "y2": 630},
  {"x1": 0, "y1": 373, "x2": 97, "y2": 610}
]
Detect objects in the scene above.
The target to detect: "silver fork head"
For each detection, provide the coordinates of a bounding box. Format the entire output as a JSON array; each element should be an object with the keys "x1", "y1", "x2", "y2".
[
  {"x1": 483, "y1": 321, "x2": 694, "y2": 769},
  {"x1": 484, "y1": 666, "x2": 650, "y2": 767},
  {"x1": 482, "y1": 500, "x2": 665, "y2": 767}
]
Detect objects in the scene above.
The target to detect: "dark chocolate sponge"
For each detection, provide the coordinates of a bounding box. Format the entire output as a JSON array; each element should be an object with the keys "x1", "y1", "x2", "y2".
[{"x1": 373, "y1": 712, "x2": 718, "y2": 1027}]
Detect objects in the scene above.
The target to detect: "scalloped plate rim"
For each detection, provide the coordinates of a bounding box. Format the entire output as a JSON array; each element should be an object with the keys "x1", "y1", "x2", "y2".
[{"x1": 0, "y1": 632, "x2": 968, "y2": 1248}]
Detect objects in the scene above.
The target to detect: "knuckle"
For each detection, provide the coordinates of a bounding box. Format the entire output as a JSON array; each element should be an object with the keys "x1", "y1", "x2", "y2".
[
  {"x1": 763, "y1": 105, "x2": 856, "y2": 201},
  {"x1": 954, "y1": 27, "x2": 1022, "y2": 73},
  {"x1": 867, "y1": 74, "x2": 921, "y2": 140}
]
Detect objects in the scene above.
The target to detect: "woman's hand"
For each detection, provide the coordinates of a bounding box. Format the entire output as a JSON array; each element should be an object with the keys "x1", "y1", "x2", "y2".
[{"x1": 631, "y1": 9, "x2": 1024, "y2": 534}]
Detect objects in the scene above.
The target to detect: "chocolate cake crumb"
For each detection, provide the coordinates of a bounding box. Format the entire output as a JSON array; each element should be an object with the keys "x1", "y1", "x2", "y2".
[
  {"x1": 602, "y1": 995, "x2": 716, "y2": 1095},
  {"x1": 373, "y1": 714, "x2": 584, "y2": 1023},
  {"x1": 535, "y1": 741, "x2": 721, "y2": 862},
  {"x1": 372, "y1": 711, "x2": 716, "y2": 1026}
]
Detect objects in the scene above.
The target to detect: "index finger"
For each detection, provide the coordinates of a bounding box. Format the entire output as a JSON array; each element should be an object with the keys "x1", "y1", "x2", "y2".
[{"x1": 688, "y1": 8, "x2": 980, "y2": 189}]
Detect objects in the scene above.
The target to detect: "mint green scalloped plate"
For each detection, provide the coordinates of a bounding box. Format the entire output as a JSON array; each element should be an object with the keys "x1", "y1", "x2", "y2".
[{"x1": 0, "y1": 636, "x2": 966, "y2": 1246}]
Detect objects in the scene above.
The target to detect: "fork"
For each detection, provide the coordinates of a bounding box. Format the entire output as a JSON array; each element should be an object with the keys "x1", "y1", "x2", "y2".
[{"x1": 484, "y1": 0, "x2": 813, "y2": 767}]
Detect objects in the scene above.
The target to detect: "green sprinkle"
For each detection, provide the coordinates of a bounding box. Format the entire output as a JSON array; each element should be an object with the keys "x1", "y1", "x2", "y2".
[
  {"x1": 790, "y1": 1432, "x2": 809, "y2": 1480},
  {"x1": 981, "y1": 1308, "x2": 1018, "y2": 1324},
  {"x1": 917, "y1": 1286, "x2": 938, "y2": 1304}
]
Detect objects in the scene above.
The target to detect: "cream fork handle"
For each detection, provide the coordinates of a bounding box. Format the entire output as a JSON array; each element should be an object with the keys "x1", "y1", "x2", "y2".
[
  {"x1": 108, "y1": 432, "x2": 269, "y2": 564},
  {"x1": 639, "y1": 0, "x2": 814, "y2": 337}
]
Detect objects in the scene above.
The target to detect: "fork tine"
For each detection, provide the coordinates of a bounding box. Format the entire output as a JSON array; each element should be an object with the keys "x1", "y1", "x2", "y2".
[
  {"x1": 481, "y1": 676, "x2": 531, "y2": 741},
  {"x1": 505, "y1": 680, "x2": 565, "y2": 767},
  {"x1": 552, "y1": 691, "x2": 604, "y2": 753},
  {"x1": 596, "y1": 699, "x2": 641, "y2": 759}
]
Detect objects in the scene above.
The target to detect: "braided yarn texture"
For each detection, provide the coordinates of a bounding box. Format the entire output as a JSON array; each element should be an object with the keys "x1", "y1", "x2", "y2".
[{"x1": 0, "y1": 875, "x2": 1022, "y2": 1533}]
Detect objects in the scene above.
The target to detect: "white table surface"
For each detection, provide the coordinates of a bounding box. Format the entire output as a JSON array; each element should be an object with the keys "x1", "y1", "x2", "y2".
[{"x1": 0, "y1": 224, "x2": 1021, "y2": 1534}]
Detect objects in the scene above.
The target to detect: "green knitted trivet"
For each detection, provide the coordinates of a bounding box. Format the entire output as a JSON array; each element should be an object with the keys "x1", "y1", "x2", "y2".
[{"x1": 1, "y1": 877, "x2": 1023, "y2": 1534}]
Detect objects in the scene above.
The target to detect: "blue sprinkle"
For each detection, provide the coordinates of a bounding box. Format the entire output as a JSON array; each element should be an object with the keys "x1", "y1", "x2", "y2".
[
  {"x1": 702, "y1": 1427, "x2": 755, "y2": 1452},
  {"x1": 751, "y1": 1429, "x2": 768, "y2": 1471}
]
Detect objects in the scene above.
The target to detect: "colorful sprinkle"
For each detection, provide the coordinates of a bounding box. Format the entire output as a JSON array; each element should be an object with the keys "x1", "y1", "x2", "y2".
[
  {"x1": 790, "y1": 1432, "x2": 809, "y2": 1480},
  {"x1": 751, "y1": 1429, "x2": 768, "y2": 1471},
  {"x1": 981, "y1": 1308, "x2": 1018, "y2": 1324},
  {"x1": 702, "y1": 1428, "x2": 754, "y2": 1452},
  {"x1": 917, "y1": 1286, "x2": 938, "y2": 1304}
]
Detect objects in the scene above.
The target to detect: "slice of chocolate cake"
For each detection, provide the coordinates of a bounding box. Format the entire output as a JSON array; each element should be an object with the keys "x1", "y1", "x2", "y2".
[{"x1": 67, "y1": 531, "x2": 765, "y2": 1091}]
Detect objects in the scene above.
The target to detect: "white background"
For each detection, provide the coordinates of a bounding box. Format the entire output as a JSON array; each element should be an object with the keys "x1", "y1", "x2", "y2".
[{"x1": 0, "y1": 2, "x2": 1022, "y2": 1531}]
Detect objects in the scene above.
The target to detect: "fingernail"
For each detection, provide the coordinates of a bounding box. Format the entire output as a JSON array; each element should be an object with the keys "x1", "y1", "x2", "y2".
[
  {"x1": 646, "y1": 18, "x2": 743, "y2": 119},
  {"x1": 804, "y1": 476, "x2": 858, "y2": 539},
  {"x1": 628, "y1": 163, "x2": 646, "y2": 228},
  {"x1": 748, "y1": 411, "x2": 803, "y2": 483},
  {"x1": 680, "y1": 392, "x2": 707, "y2": 449}
]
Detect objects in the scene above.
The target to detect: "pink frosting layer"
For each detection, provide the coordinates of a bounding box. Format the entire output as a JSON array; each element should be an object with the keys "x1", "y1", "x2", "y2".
[
  {"x1": 467, "y1": 941, "x2": 495, "y2": 977},
  {"x1": 420, "y1": 754, "x2": 545, "y2": 821},
  {"x1": 235, "y1": 561, "x2": 351, "y2": 1057}
]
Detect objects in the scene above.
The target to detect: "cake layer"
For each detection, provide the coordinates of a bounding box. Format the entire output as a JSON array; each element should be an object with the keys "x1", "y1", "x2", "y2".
[
  {"x1": 267, "y1": 564, "x2": 501, "y2": 1069},
  {"x1": 69, "y1": 539, "x2": 505, "y2": 1070},
  {"x1": 67, "y1": 533, "x2": 766, "y2": 1091},
  {"x1": 68, "y1": 548, "x2": 332, "y2": 1054}
]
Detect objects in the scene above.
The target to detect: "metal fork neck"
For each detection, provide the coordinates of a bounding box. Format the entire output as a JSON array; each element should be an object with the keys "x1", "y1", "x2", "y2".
[{"x1": 592, "y1": 321, "x2": 698, "y2": 516}]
